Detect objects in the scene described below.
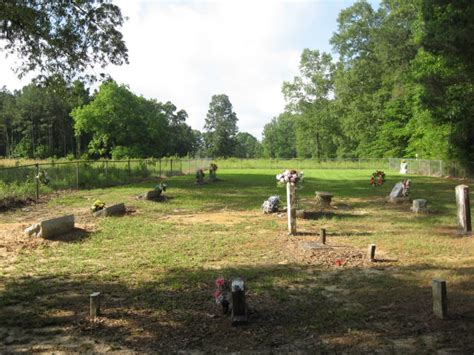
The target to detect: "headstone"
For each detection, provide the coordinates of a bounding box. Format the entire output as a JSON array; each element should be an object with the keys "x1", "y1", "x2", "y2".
[
  {"x1": 287, "y1": 183, "x2": 296, "y2": 235},
  {"x1": 432, "y1": 280, "x2": 447, "y2": 319},
  {"x1": 411, "y1": 199, "x2": 428, "y2": 213},
  {"x1": 93, "y1": 203, "x2": 126, "y2": 217},
  {"x1": 315, "y1": 191, "x2": 333, "y2": 208},
  {"x1": 138, "y1": 190, "x2": 162, "y2": 200},
  {"x1": 231, "y1": 278, "x2": 248, "y2": 326},
  {"x1": 24, "y1": 215, "x2": 75, "y2": 238},
  {"x1": 455, "y1": 185, "x2": 471, "y2": 234},
  {"x1": 367, "y1": 244, "x2": 376, "y2": 261},
  {"x1": 90, "y1": 292, "x2": 101, "y2": 318},
  {"x1": 389, "y1": 182, "x2": 404, "y2": 198}
]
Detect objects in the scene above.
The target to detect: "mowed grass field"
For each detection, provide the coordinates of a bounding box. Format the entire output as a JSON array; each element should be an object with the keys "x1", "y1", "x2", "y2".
[{"x1": 0, "y1": 169, "x2": 473, "y2": 352}]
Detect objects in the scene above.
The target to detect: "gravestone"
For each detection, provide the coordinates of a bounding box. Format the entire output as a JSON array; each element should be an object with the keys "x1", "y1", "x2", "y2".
[
  {"x1": 315, "y1": 191, "x2": 333, "y2": 208},
  {"x1": 389, "y1": 182, "x2": 403, "y2": 198},
  {"x1": 231, "y1": 278, "x2": 248, "y2": 326},
  {"x1": 24, "y1": 215, "x2": 75, "y2": 238},
  {"x1": 93, "y1": 203, "x2": 126, "y2": 217},
  {"x1": 432, "y1": 280, "x2": 447, "y2": 319},
  {"x1": 287, "y1": 183, "x2": 296, "y2": 235},
  {"x1": 455, "y1": 185, "x2": 471, "y2": 234},
  {"x1": 411, "y1": 199, "x2": 428, "y2": 213}
]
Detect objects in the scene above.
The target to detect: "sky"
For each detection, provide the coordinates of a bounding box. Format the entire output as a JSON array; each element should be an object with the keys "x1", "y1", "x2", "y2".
[{"x1": 0, "y1": 0, "x2": 378, "y2": 139}]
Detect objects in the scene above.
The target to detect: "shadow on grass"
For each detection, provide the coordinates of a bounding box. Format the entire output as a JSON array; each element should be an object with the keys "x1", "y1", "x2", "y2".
[
  {"x1": 1, "y1": 263, "x2": 473, "y2": 352},
  {"x1": 45, "y1": 227, "x2": 91, "y2": 243}
]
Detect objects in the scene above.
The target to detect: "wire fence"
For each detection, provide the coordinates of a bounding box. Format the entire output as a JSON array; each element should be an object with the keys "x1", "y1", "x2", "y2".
[{"x1": 1, "y1": 157, "x2": 473, "y2": 202}]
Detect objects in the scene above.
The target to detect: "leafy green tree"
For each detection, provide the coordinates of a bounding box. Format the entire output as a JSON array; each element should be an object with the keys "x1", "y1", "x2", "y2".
[
  {"x1": 0, "y1": 0, "x2": 128, "y2": 81},
  {"x1": 234, "y1": 132, "x2": 263, "y2": 158},
  {"x1": 204, "y1": 94, "x2": 238, "y2": 157},
  {"x1": 262, "y1": 113, "x2": 297, "y2": 159}
]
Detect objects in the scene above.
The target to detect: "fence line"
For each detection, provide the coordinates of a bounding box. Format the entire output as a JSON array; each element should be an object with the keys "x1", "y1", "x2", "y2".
[{"x1": 1, "y1": 157, "x2": 472, "y2": 202}]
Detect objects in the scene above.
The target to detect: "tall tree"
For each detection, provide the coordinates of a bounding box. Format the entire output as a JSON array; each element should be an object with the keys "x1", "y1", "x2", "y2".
[
  {"x1": 234, "y1": 132, "x2": 262, "y2": 158},
  {"x1": 0, "y1": 0, "x2": 128, "y2": 82},
  {"x1": 204, "y1": 94, "x2": 238, "y2": 157}
]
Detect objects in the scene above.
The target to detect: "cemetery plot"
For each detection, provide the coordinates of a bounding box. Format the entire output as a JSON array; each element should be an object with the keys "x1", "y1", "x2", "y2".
[{"x1": 0, "y1": 170, "x2": 473, "y2": 353}]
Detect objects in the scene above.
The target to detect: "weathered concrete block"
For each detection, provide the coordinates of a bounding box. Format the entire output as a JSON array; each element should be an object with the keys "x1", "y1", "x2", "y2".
[
  {"x1": 455, "y1": 185, "x2": 471, "y2": 233},
  {"x1": 94, "y1": 203, "x2": 126, "y2": 217},
  {"x1": 411, "y1": 199, "x2": 428, "y2": 213},
  {"x1": 432, "y1": 279, "x2": 447, "y2": 319},
  {"x1": 315, "y1": 191, "x2": 333, "y2": 207},
  {"x1": 25, "y1": 215, "x2": 75, "y2": 238}
]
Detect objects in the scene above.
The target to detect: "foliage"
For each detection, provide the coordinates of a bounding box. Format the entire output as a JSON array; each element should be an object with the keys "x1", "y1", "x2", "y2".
[
  {"x1": 36, "y1": 169, "x2": 50, "y2": 185},
  {"x1": 234, "y1": 132, "x2": 263, "y2": 158},
  {"x1": 204, "y1": 94, "x2": 238, "y2": 157},
  {"x1": 0, "y1": 0, "x2": 128, "y2": 82},
  {"x1": 370, "y1": 170, "x2": 386, "y2": 186},
  {"x1": 154, "y1": 182, "x2": 167, "y2": 195}
]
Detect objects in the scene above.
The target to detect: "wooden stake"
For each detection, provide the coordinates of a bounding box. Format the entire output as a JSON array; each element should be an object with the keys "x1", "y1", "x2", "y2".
[
  {"x1": 320, "y1": 228, "x2": 326, "y2": 244},
  {"x1": 368, "y1": 244, "x2": 376, "y2": 261}
]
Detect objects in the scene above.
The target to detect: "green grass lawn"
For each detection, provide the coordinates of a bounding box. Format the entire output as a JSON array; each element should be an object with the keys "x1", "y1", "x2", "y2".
[{"x1": 0, "y1": 169, "x2": 473, "y2": 352}]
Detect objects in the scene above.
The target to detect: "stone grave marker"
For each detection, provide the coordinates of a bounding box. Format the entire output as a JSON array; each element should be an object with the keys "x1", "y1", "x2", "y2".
[
  {"x1": 231, "y1": 278, "x2": 248, "y2": 326},
  {"x1": 24, "y1": 214, "x2": 75, "y2": 238},
  {"x1": 315, "y1": 191, "x2": 333, "y2": 208},
  {"x1": 93, "y1": 203, "x2": 126, "y2": 217},
  {"x1": 411, "y1": 199, "x2": 428, "y2": 213},
  {"x1": 455, "y1": 185, "x2": 471, "y2": 234},
  {"x1": 432, "y1": 280, "x2": 447, "y2": 319}
]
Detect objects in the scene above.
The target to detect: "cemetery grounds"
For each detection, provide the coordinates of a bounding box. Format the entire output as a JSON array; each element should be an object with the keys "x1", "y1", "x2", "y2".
[{"x1": 0, "y1": 169, "x2": 473, "y2": 353}]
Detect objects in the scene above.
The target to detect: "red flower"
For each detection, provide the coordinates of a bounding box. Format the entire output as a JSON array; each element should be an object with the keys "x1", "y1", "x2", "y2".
[{"x1": 215, "y1": 277, "x2": 225, "y2": 287}]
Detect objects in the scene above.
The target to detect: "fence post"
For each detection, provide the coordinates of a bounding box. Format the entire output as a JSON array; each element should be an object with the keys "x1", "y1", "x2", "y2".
[
  {"x1": 128, "y1": 159, "x2": 131, "y2": 180},
  {"x1": 180, "y1": 159, "x2": 182, "y2": 174},
  {"x1": 35, "y1": 163, "x2": 40, "y2": 201},
  {"x1": 170, "y1": 159, "x2": 173, "y2": 176},
  {"x1": 76, "y1": 162, "x2": 80, "y2": 189},
  {"x1": 105, "y1": 160, "x2": 108, "y2": 178}
]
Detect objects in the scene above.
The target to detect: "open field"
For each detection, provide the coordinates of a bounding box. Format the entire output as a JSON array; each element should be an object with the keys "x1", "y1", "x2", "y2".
[{"x1": 1, "y1": 169, "x2": 473, "y2": 353}]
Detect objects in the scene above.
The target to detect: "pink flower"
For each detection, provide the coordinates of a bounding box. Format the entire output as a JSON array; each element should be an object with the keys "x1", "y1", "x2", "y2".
[{"x1": 215, "y1": 277, "x2": 225, "y2": 287}]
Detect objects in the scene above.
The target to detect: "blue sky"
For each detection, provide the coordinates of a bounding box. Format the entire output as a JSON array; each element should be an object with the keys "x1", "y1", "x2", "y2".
[{"x1": 0, "y1": 0, "x2": 379, "y2": 139}]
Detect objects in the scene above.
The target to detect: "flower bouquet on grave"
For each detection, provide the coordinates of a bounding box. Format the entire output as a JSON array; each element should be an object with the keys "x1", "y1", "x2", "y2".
[
  {"x1": 91, "y1": 199, "x2": 106, "y2": 213},
  {"x1": 196, "y1": 169, "x2": 205, "y2": 184},
  {"x1": 401, "y1": 179, "x2": 410, "y2": 197},
  {"x1": 154, "y1": 182, "x2": 167, "y2": 196},
  {"x1": 209, "y1": 163, "x2": 218, "y2": 181},
  {"x1": 276, "y1": 169, "x2": 304, "y2": 188},
  {"x1": 370, "y1": 170, "x2": 385, "y2": 187},
  {"x1": 213, "y1": 277, "x2": 230, "y2": 314}
]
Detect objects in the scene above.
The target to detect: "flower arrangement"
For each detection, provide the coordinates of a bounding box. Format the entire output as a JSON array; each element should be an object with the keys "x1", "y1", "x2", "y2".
[
  {"x1": 262, "y1": 195, "x2": 280, "y2": 214},
  {"x1": 401, "y1": 179, "x2": 410, "y2": 197},
  {"x1": 196, "y1": 169, "x2": 205, "y2": 179},
  {"x1": 213, "y1": 277, "x2": 230, "y2": 314},
  {"x1": 276, "y1": 169, "x2": 304, "y2": 186},
  {"x1": 36, "y1": 169, "x2": 50, "y2": 185},
  {"x1": 154, "y1": 182, "x2": 167, "y2": 194},
  {"x1": 209, "y1": 163, "x2": 218, "y2": 172},
  {"x1": 370, "y1": 170, "x2": 386, "y2": 186},
  {"x1": 91, "y1": 200, "x2": 106, "y2": 213}
]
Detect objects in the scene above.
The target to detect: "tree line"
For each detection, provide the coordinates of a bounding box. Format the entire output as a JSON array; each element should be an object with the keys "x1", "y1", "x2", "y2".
[
  {"x1": 262, "y1": 0, "x2": 474, "y2": 167},
  {"x1": 0, "y1": 80, "x2": 262, "y2": 159}
]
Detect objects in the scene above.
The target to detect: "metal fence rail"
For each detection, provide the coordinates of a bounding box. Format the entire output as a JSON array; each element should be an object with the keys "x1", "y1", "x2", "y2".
[{"x1": 1, "y1": 157, "x2": 472, "y2": 202}]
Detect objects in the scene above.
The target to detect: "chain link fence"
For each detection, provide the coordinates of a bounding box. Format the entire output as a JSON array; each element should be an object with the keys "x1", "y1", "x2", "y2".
[{"x1": 1, "y1": 157, "x2": 473, "y2": 203}]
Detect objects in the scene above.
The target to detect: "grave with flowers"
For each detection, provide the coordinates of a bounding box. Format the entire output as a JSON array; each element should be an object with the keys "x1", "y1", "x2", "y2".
[
  {"x1": 209, "y1": 163, "x2": 218, "y2": 182},
  {"x1": 276, "y1": 169, "x2": 304, "y2": 235},
  {"x1": 387, "y1": 179, "x2": 411, "y2": 204},
  {"x1": 196, "y1": 169, "x2": 205, "y2": 184}
]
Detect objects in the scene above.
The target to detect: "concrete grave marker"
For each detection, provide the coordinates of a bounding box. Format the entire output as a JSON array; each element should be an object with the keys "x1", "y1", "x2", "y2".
[
  {"x1": 455, "y1": 185, "x2": 471, "y2": 234},
  {"x1": 93, "y1": 203, "x2": 126, "y2": 217},
  {"x1": 432, "y1": 280, "x2": 447, "y2": 319},
  {"x1": 24, "y1": 215, "x2": 75, "y2": 238},
  {"x1": 389, "y1": 182, "x2": 404, "y2": 199},
  {"x1": 231, "y1": 278, "x2": 248, "y2": 326},
  {"x1": 411, "y1": 199, "x2": 428, "y2": 213}
]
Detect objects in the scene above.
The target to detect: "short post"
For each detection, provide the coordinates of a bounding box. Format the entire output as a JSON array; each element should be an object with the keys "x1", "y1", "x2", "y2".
[
  {"x1": 105, "y1": 160, "x2": 108, "y2": 179},
  {"x1": 455, "y1": 185, "x2": 472, "y2": 234},
  {"x1": 231, "y1": 278, "x2": 248, "y2": 326},
  {"x1": 320, "y1": 228, "x2": 326, "y2": 244},
  {"x1": 170, "y1": 159, "x2": 173, "y2": 176},
  {"x1": 159, "y1": 159, "x2": 162, "y2": 177},
  {"x1": 432, "y1": 280, "x2": 447, "y2": 319},
  {"x1": 127, "y1": 159, "x2": 131, "y2": 178},
  {"x1": 287, "y1": 182, "x2": 296, "y2": 235},
  {"x1": 35, "y1": 163, "x2": 40, "y2": 201},
  {"x1": 90, "y1": 292, "x2": 101, "y2": 318},
  {"x1": 367, "y1": 244, "x2": 376, "y2": 261},
  {"x1": 75, "y1": 162, "x2": 80, "y2": 190}
]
